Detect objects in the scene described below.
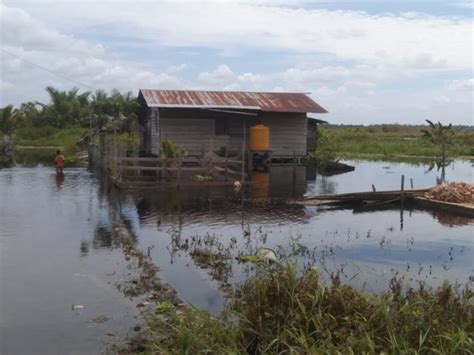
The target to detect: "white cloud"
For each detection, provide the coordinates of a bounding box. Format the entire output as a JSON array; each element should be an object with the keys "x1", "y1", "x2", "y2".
[
  {"x1": 0, "y1": 2, "x2": 472, "y2": 125},
  {"x1": 166, "y1": 64, "x2": 188, "y2": 74},
  {"x1": 448, "y1": 78, "x2": 474, "y2": 91},
  {"x1": 0, "y1": 80, "x2": 15, "y2": 92},
  {"x1": 433, "y1": 95, "x2": 451, "y2": 104},
  {"x1": 16, "y1": 2, "x2": 471, "y2": 69},
  {"x1": 197, "y1": 64, "x2": 235, "y2": 86}
]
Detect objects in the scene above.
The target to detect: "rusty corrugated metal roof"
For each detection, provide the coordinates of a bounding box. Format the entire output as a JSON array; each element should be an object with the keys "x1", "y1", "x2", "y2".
[{"x1": 139, "y1": 89, "x2": 328, "y2": 113}]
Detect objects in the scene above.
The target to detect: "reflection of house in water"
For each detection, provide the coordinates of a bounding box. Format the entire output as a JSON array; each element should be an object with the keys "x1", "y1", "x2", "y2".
[{"x1": 132, "y1": 168, "x2": 311, "y2": 228}]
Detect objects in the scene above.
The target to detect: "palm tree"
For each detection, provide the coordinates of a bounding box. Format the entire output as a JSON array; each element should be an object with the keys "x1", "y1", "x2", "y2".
[
  {"x1": 0, "y1": 105, "x2": 19, "y2": 135},
  {"x1": 39, "y1": 86, "x2": 90, "y2": 128}
]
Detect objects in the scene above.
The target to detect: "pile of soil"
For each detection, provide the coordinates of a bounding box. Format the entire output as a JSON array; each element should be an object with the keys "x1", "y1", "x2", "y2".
[{"x1": 425, "y1": 182, "x2": 474, "y2": 204}]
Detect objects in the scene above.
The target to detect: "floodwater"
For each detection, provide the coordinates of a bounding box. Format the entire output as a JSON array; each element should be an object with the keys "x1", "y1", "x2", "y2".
[
  {"x1": 1, "y1": 151, "x2": 473, "y2": 354},
  {"x1": 0, "y1": 166, "x2": 139, "y2": 355}
]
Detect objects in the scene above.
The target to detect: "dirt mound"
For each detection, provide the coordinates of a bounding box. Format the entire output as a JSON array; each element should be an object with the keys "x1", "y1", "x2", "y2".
[{"x1": 425, "y1": 182, "x2": 474, "y2": 204}]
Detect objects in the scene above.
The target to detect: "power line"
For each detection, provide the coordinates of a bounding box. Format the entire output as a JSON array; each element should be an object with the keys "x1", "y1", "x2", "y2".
[{"x1": 1, "y1": 48, "x2": 96, "y2": 91}]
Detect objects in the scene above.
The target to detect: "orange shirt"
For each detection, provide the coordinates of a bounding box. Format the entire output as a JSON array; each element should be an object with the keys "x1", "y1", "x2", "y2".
[{"x1": 55, "y1": 154, "x2": 65, "y2": 167}]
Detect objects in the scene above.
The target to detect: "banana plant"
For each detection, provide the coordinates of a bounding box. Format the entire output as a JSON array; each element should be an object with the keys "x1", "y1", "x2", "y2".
[
  {"x1": 421, "y1": 119, "x2": 454, "y2": 164},
  {"x1": 421, "y1": 119, "x2": 455, "y2": 183}
]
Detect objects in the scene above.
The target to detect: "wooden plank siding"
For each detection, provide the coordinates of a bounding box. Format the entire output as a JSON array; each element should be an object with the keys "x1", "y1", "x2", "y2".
[
  {"x1": 150, "y1": 108, "x2": 160, "y2": 155},
  {"x1": 261, "y1": 113, "x2": 308, "y2": 156},
  {"x1": 159, "y1": 117, "x2": 230, "y2": 155},
  {"x1": 140, "y1": 106, "x2": 312, "y2": 157}
]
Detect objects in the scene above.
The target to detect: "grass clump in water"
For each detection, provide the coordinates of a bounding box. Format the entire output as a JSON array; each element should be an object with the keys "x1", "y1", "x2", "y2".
[{"x1": 140, "y1": 264, "x2": 473, "y2": 354}]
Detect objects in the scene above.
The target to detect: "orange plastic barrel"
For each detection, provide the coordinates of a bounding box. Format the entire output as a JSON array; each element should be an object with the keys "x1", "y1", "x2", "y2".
[
  {"x1": 249, "y1": 124, "x2": 270, "y2": 151},
  {"x1": 251, "y1": 172, "x2": 270, "y2": 199}
]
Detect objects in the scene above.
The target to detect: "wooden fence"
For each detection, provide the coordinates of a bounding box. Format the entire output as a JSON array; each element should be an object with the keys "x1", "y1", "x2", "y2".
[{"x1": 108, "y1": 152, "x2": 246, "y2": 188}]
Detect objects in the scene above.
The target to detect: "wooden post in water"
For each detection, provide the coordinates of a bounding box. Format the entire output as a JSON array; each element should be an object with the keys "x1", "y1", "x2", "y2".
[
  {"x1": 400, "y1": 175, "x2": 405, "y2": 205},
  {"x1": 372, "y1": 184, "x2": 376, "y2": 192},
  {"x1": 410, "y1": 178, "x2": 414, "y2": 189}
]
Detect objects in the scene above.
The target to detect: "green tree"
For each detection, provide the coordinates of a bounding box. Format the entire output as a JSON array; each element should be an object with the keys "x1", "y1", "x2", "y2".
[
  {"x1": 421, "y1": 119, "x2": 455, "y2": 163},
  {"x1": 0, "y1": 105, "x2": 19, "y2": 135},
  {"x1": 90, "y1": 89, "x2": 138, "y2": 131},
  {"x1": 17, "y1": 102, "x2": 44, "y2": 128},
  {"x1": 38, "y1": 86, "x2": 90, "y2": 128},
  {"x1": 310, "y1": 127, "x2": 339, "y2": 167}
]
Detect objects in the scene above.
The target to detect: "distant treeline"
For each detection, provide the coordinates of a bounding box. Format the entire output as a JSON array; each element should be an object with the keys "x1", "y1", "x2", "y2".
[{"x1": 0, "y1": 86, "x2": 138, "y2": 135}]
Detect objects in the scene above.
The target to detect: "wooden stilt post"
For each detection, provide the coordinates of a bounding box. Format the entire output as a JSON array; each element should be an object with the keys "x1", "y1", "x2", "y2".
[
  {"x1": 241, "y1": 143, "x2": 245, "y2": 183},
  {"x1": 400, "y1": 175, "x2": 405, "y2": 205},
  {"x1": 410, "y1": 178, "x2": 414, "y2": 189},
  {"x1": 241, "y1": 119, "x2": 246, "y2": 183},
  {"x1": 292, "y1": 151, "x2": 296, "y2": 182},
  {"x1": 224, "y1": 147, "x2": 228, "y2": 182},
  {"x1": 177, "y1": 154, "x2": 182, "y2": 189},
  {"x1": 201, "y1": 143, "x2": 205, "y2": 177},
  {"x1": 372, "y1": 184, "x2": 376, "y2": 192}
]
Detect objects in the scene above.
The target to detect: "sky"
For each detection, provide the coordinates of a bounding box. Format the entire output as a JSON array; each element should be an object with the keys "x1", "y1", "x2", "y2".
[{"x1": 0, "y1": 0, "x2": 473, "y2": 125}]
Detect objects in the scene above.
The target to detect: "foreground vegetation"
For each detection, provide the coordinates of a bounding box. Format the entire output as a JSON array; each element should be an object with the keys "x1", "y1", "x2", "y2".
[
  {"x1": 1, "y1": 86, "x2": 139, "y2": 160},
  {"x1": 137, "y1": 265, "x2": 473, "y2": 354},
  {"x1": 322, "y1": 124, "x2": 474, "y2": 159}
]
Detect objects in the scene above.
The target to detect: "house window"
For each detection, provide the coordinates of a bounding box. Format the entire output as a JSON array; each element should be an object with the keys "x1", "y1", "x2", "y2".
[{"x1": 215, "y1": 119, "x2": 228, "y2": 135}]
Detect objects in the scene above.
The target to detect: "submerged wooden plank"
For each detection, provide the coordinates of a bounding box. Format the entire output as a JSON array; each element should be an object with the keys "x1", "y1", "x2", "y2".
[
  {"x1": 413, "y1": 197, "x2": 474, "y2": 217},
  {"x1": 302, "y1": 188, "x2": 432, "y2": 202}
]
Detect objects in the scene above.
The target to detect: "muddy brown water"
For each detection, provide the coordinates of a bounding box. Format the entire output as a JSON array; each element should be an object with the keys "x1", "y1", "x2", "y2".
[{"x1": 1, "y1": 152, "x2": 473, "y2": 354}]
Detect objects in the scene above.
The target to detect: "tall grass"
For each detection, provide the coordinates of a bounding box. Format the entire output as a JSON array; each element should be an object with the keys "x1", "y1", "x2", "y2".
[
  {"x1": 139, "y1": 265, "x2": 473, "y2": 354},
  {"x1": 323, "y1": 127, "x2": 474, "y2": 158},
  {"x1": 14, "y1": 126, "x2": 87, "y2": 152}
]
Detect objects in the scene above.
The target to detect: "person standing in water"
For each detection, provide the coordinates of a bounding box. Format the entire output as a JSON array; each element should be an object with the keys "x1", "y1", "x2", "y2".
[{"x1": 55, "y1": 150, "x2": 65, "y2": 175}]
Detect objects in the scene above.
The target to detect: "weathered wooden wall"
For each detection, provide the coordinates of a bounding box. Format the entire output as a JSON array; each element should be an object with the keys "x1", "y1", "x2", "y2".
[
  {"x1": 261, "y1": 113, "x2": 308, "y2": 156},
  {"x1": 159, "y1": 117, "x2": 230, "y2": 155},
  {"x1": 150, "y1": 107, "x2": 160, "y2": 155},
  {"x1": 140, "y1": 106, "x2": 311, "y2": 157}
]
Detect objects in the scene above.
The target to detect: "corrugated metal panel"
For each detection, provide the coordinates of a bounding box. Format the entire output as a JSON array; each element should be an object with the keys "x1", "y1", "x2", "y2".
[{"x1": 140, "y1": 89, "x2": 328, "y2": 113}]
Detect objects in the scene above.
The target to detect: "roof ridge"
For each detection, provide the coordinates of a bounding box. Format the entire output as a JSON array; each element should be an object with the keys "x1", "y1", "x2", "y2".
[{"x1": 140, "y1": 89, "x2": 311, "y2": 95}]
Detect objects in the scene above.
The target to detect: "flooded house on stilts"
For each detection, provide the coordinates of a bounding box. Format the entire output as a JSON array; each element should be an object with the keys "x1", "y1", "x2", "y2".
[{"x1": 137, "y1": 89, "x2": 328, "y2": 167}]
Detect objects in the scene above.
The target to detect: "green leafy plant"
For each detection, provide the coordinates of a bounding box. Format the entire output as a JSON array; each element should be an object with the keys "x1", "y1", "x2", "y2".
[
  {"x1": 160, "y1": 138, "x2": 180, "y2": 159},
  {"x1": 421, "y1": 119, "x2": 455, "y2": 164},
  {"x1": 0, "y1": 105, "x2": 19, "y2": 135},
  {"x1": 310, "y1": 127, "x2": 339, "y2": 165}
]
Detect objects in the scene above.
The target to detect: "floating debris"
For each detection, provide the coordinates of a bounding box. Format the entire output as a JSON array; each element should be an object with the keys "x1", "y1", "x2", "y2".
[
  {"x1": 72, "y1": 304, "x2": 84, "y2": 310},
  {"x1": 90, "y1": 314, "x2": 110, "y2": 323}
]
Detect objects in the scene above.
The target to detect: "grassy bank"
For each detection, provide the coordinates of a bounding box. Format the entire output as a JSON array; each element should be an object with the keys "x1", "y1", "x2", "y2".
[
  {"x1": 13, "y1": 127, "x2": 87, "y2": 165},
  {"x1": 135, "y1": 264, "x2": 473, "y2": 354},
  {"x1": 14, "y1": 126, "x2": 87, "y2": 148},
  {"x1": 324, "y1": 126, "x2": 474, "y2": 158}
]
